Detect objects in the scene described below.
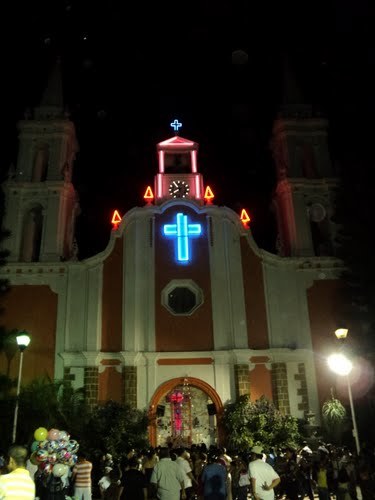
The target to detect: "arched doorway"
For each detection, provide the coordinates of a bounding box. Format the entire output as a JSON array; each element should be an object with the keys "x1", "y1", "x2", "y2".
[{"x1": 148, "y1": 377, "x2": 224, "y2": 447}]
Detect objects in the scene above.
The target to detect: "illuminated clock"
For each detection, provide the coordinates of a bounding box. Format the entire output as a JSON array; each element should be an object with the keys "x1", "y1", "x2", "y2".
[{"x1": 169, "y1": 180, "x2": 190, "y2": 198}]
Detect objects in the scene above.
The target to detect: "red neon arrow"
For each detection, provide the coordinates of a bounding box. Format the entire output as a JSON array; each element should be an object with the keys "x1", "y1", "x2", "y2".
[
  {"x1": 111, "y1": 210, "x2": 122, "y2": 228},
  {"x1": 144, "y1": 186, "x2": 154, "y2": 200},
  {"x1": 240, "y1": 209, "x2": 251, "y2": 226},
  {"x1": 204, "y1": 186, "x2": 215, "y2": 203}
]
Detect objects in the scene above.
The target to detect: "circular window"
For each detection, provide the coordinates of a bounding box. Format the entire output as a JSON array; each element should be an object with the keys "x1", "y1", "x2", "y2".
[{"x1": 162, "y1": 280, "x2": 203, "y2": 316}]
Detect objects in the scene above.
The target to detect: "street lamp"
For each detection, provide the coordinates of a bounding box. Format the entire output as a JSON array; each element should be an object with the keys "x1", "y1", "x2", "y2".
[
  {"x1": 12, "y1": 331, "x2": 31, "y2": 443},
  {"x1": 327, "y1": 328, "x2": 360, "y2": 455}
]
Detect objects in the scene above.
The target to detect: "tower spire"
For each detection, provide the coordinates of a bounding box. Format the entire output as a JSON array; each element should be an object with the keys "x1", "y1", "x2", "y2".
[
  {"x1": 280, "y1": 53, "x2": 312, "y2": 118},
  {"x1": 35, "y1": 58, "x2": 65, "y2": 120}
]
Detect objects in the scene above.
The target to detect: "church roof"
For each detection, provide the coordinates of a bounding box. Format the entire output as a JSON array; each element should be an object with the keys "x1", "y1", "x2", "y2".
[{"x1": 157, "y1": 135, "x2": 198, "y2": 151}]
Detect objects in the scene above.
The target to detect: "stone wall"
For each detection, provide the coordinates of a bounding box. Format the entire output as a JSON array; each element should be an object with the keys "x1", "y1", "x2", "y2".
[
  {"x1": 295, "y1": 363, "x2": 309, "y2": 412},
  {"x1": 271, "y1": 362, "x2": 291, "y2": 414},
  {"x1": 234, "y1": 364, "x2": 250, "y2": 398},
  {"x1": 84, "y1": 367, "x2": 98, "y2": 408},
  {"x1": 123, "y1": 366, "x2": 137, "y2": 407}
]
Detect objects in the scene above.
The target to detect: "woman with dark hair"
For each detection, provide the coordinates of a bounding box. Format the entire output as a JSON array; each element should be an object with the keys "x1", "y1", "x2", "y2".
[{"x1": 281, "y1": 447, "x2": 300, "y2": 500}]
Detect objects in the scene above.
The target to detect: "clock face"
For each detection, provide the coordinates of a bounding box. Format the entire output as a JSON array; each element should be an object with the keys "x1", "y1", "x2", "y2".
[{"x1": 169, "y1": 180, "x2": 190, "y2": 198}]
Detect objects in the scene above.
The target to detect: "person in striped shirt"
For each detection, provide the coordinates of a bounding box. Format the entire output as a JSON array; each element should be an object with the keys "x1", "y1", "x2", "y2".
[
  {"x1": 0, "y1": 445, "x2": 35, "y2": 499},
  {"x1": 72, "y1": 452, "x2": 93, "y2": 500}
]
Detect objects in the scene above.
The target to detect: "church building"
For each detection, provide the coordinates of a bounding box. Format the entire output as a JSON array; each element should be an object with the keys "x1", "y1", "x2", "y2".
[{"x1": 0, "y1": 64, "x2": 344, "y2": 447}]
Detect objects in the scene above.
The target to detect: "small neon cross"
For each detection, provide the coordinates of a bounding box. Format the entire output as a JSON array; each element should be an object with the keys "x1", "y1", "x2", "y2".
[
  {"x1": 170, "y1": 119, "x2": 182, "y2": 133},
  {"x1": 163, "y1": 212, "x2": 202, "y2": 262}
]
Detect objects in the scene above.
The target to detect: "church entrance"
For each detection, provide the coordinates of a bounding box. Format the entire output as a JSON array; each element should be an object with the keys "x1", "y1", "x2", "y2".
[{"x1": 148, "y1": 377, "x2": 223, "y2": 448}]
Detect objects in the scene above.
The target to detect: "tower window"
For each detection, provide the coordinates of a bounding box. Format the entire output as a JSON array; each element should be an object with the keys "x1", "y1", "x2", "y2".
[
  {"x1": 20, "y1": 205, "x2": 44, "y2": 262},
  {"x1": 164, "y1": 153, "x2": 191, "y2": 173},
  {"x1": 32, "y1": 144, "x2": 49, "y2": 182}
]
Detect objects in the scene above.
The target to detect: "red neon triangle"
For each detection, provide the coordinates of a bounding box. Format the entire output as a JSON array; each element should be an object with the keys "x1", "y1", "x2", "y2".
[
  {"x1": 240, "y1": 209, "x2": 251, "y2": 224},
  {"x1": 111, "y1": 210, "x2": 122, "y2": 225},
  {"x1": 204, "y1": 186, "x2": 214, "y2": 199},
  {"x1": 144, "y1": 186, "x2": 154, "y2": 199}
]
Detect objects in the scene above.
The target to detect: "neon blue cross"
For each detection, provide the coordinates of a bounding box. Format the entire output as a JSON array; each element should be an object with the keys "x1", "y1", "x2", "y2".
[
  {"x1": 170, "y1": 119, "x2": 182, "y2": 132},
  {"x1": 163, "y1": 213, "x2": 202, "y2": 262}
]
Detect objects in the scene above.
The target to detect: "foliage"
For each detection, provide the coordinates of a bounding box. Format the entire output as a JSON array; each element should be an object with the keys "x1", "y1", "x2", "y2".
[
  {"x1": 321, "y1": 392, "x2": 347, "y2": 444},
  {"x1": 222, "y1": 395, "x2": 301, "y2": 452},
  {"x1": 80, "y1": 400, "x2": 149, "y2": 461},
  {"x1": 0, "y1": 376, "x2": 89, "y2": 450}
]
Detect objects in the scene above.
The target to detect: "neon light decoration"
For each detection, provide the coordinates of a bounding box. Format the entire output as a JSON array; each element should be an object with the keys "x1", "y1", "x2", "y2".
[
  {"x1": 240, "y1": 208, "x2": 251, "y2": 226},
  {"x1": 163, "y1": 213, "x2": 202, "y2": 262},
  {"x1": 204, "y1": 186, "x2": 214, "y2": 204},
  {"x1": 170, "y1": 119, "x2": 182, "y2": 132},
  {"x1": 111, "y1": 210, "x2": 122, "y2": 229},
  {"x1": 144, "y1": 186, "x2": 154, "y2": 201}
]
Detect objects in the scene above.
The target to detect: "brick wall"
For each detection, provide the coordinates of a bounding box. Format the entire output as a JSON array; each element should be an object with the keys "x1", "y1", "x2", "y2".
[
  {"x1": 63, "y1": 367, "x2": 75, "y2": 383},
  {"x1": 84, "y1": 367, "x2": 98, "y2": 408},
  {"x1": 271, "y1": 362, "x2": 291, "y2": 414},
  {"x1": 123, "y1": 366, "x2": 137, "y2": 407},
  {"x1": 234, "y1": 364, "x2": 250, "y2": 398},
  {"x1": 295, "y1": 363, "x2": 309, "y2": 412}
]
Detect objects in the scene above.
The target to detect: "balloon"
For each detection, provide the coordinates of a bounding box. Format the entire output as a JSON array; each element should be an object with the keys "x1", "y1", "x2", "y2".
[
  {"x1": 40, "y1": 462, "x2": 53, "y2": 474},
  {"x1": 47, "y1": 453, "x2": 57, "y2": 464},
  {"x1": 38, "y1": 440, "x2": 48, "y2": 450},
  {"x1": 58, "y1": 430, "x2": 69, "y2": 441},
  {"x1": 47, "y1": 440, "x2": 59, "y2": 454},
  {"x1": 48, "y1": 428, "x2": 60, "y2": 441},
  {"x1": 34, "y1": 427, "x2": 48, "y2": 441},
  {"x1": 67, "y1": 439, "x2": 79, "y2": 453},
  {"x1": 36, "y1": 449, "x2": 49, "y2": 462},
  {"x1": 52, "y1": 463, "x2": 66, "y2": 477},
  {"x1": 31, "y1": 441, "x2": 39, "y2": 452}
]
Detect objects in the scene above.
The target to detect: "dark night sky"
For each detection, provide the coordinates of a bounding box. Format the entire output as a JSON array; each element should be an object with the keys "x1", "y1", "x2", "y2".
[{"x1": 2, "y1": 0, "x2": 374, "y2": 258}]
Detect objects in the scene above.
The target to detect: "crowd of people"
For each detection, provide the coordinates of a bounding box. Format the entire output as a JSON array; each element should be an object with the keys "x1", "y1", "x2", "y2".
[{"x1": 1, "y1": 440, "x2": 375, "y2": 499}]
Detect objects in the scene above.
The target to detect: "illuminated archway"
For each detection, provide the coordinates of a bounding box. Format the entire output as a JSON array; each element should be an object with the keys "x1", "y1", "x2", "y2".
[{"x1": 148, "y1": 377, "x2": 224, "y2": 447}]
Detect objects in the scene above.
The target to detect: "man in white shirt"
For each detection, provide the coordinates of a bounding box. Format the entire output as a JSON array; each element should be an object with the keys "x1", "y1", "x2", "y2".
[
  {"x1": 150, "y1": 448, "x2": 186, "y2": 500},
  {"x1": 175, "y1": 448, "x2": 197, "y2": 499},
  {"x1": 248, "y1": 445, "x2": 280, "y2": 500}
]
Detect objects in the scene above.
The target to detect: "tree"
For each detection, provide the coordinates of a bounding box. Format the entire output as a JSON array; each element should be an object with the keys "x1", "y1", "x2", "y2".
[
  {"x1": 80, "y1": 400, "x2": 149, "y2": 461},
  {"x1": 0, "y1": 376, "x2": 89, "y2": 450},
  {"x1": 222, "y1": 395, "x2": 301, "y2": 452}
]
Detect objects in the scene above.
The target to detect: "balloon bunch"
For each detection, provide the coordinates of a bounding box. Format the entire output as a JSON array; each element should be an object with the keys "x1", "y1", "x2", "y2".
[{"x1": 30, "y1": 427, "x2": 79, "y2": 478}]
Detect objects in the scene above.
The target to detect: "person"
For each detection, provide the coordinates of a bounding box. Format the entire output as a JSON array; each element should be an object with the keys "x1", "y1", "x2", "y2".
[
  {"x1": 0, "y1": 444, "x2": 35, "y2": 499},
  {"x1": 248, "y1": 445, "x2": 280, "y2": 500},
  {"x1": 175, "y1": 448, "x2": 197, "y2": 499},
  {"x1": 120, "y1": 456, "x2": 147, "y2": 499},
  {"x1": 72, "y1": 451, "x2": 93, "y2": 500},
  {"x1": 200, "y1": 454, "x2": 227, "y2": 500},
  {"x1": 98, "y1": 466, "x2": 113, "y2": 498},
  {"x1": 150, "y1": 447, "x2": 186, "y2": 500}
]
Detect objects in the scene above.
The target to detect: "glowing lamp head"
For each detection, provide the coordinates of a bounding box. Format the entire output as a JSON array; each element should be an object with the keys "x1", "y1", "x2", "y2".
[
  {"x1": 335, "y1": 328, "x2": 349, "y2": 340},
  {"x1": 327, "y1": 353, "x2": 353, "y2": 376},
  {"x1": 16, "y1": 332, "x2": 31, "y2": 351}
]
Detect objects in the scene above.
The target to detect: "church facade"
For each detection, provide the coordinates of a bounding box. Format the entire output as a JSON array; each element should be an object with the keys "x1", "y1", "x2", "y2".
[{"x1": 0, "y1": 72, "x2": 344, "y2": 447}]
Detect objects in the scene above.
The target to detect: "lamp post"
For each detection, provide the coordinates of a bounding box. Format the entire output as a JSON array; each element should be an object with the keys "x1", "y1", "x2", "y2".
[
  {"x1": 327, "y1": 328, "x2": 360, "y2": 455},
  {"x1": 12, "y1": 331, "x2": 30, "y2": 443}
]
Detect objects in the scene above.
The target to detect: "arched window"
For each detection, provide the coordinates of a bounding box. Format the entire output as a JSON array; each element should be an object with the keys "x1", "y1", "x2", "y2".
[
  {"x1": 20, "y1": 205, "x2": 44, "y2": 262},
  {"x1": 309, "y1": 203, "x2": 332, "y2": 256},
  {"x1": 32, "y1": 144, "x2": 49, "y2": 182}
]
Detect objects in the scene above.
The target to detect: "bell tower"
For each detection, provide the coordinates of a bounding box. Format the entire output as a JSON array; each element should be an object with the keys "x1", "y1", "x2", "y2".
[
  {"x1": 3, "y1": 59, "x2": 80, "y2": 262},
  {"x1": 270, "y1": 57, "x2": 338, "y2": 257},
  {"x1": 154, "y1": 120, "x2": 204, "y2": 204}
]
